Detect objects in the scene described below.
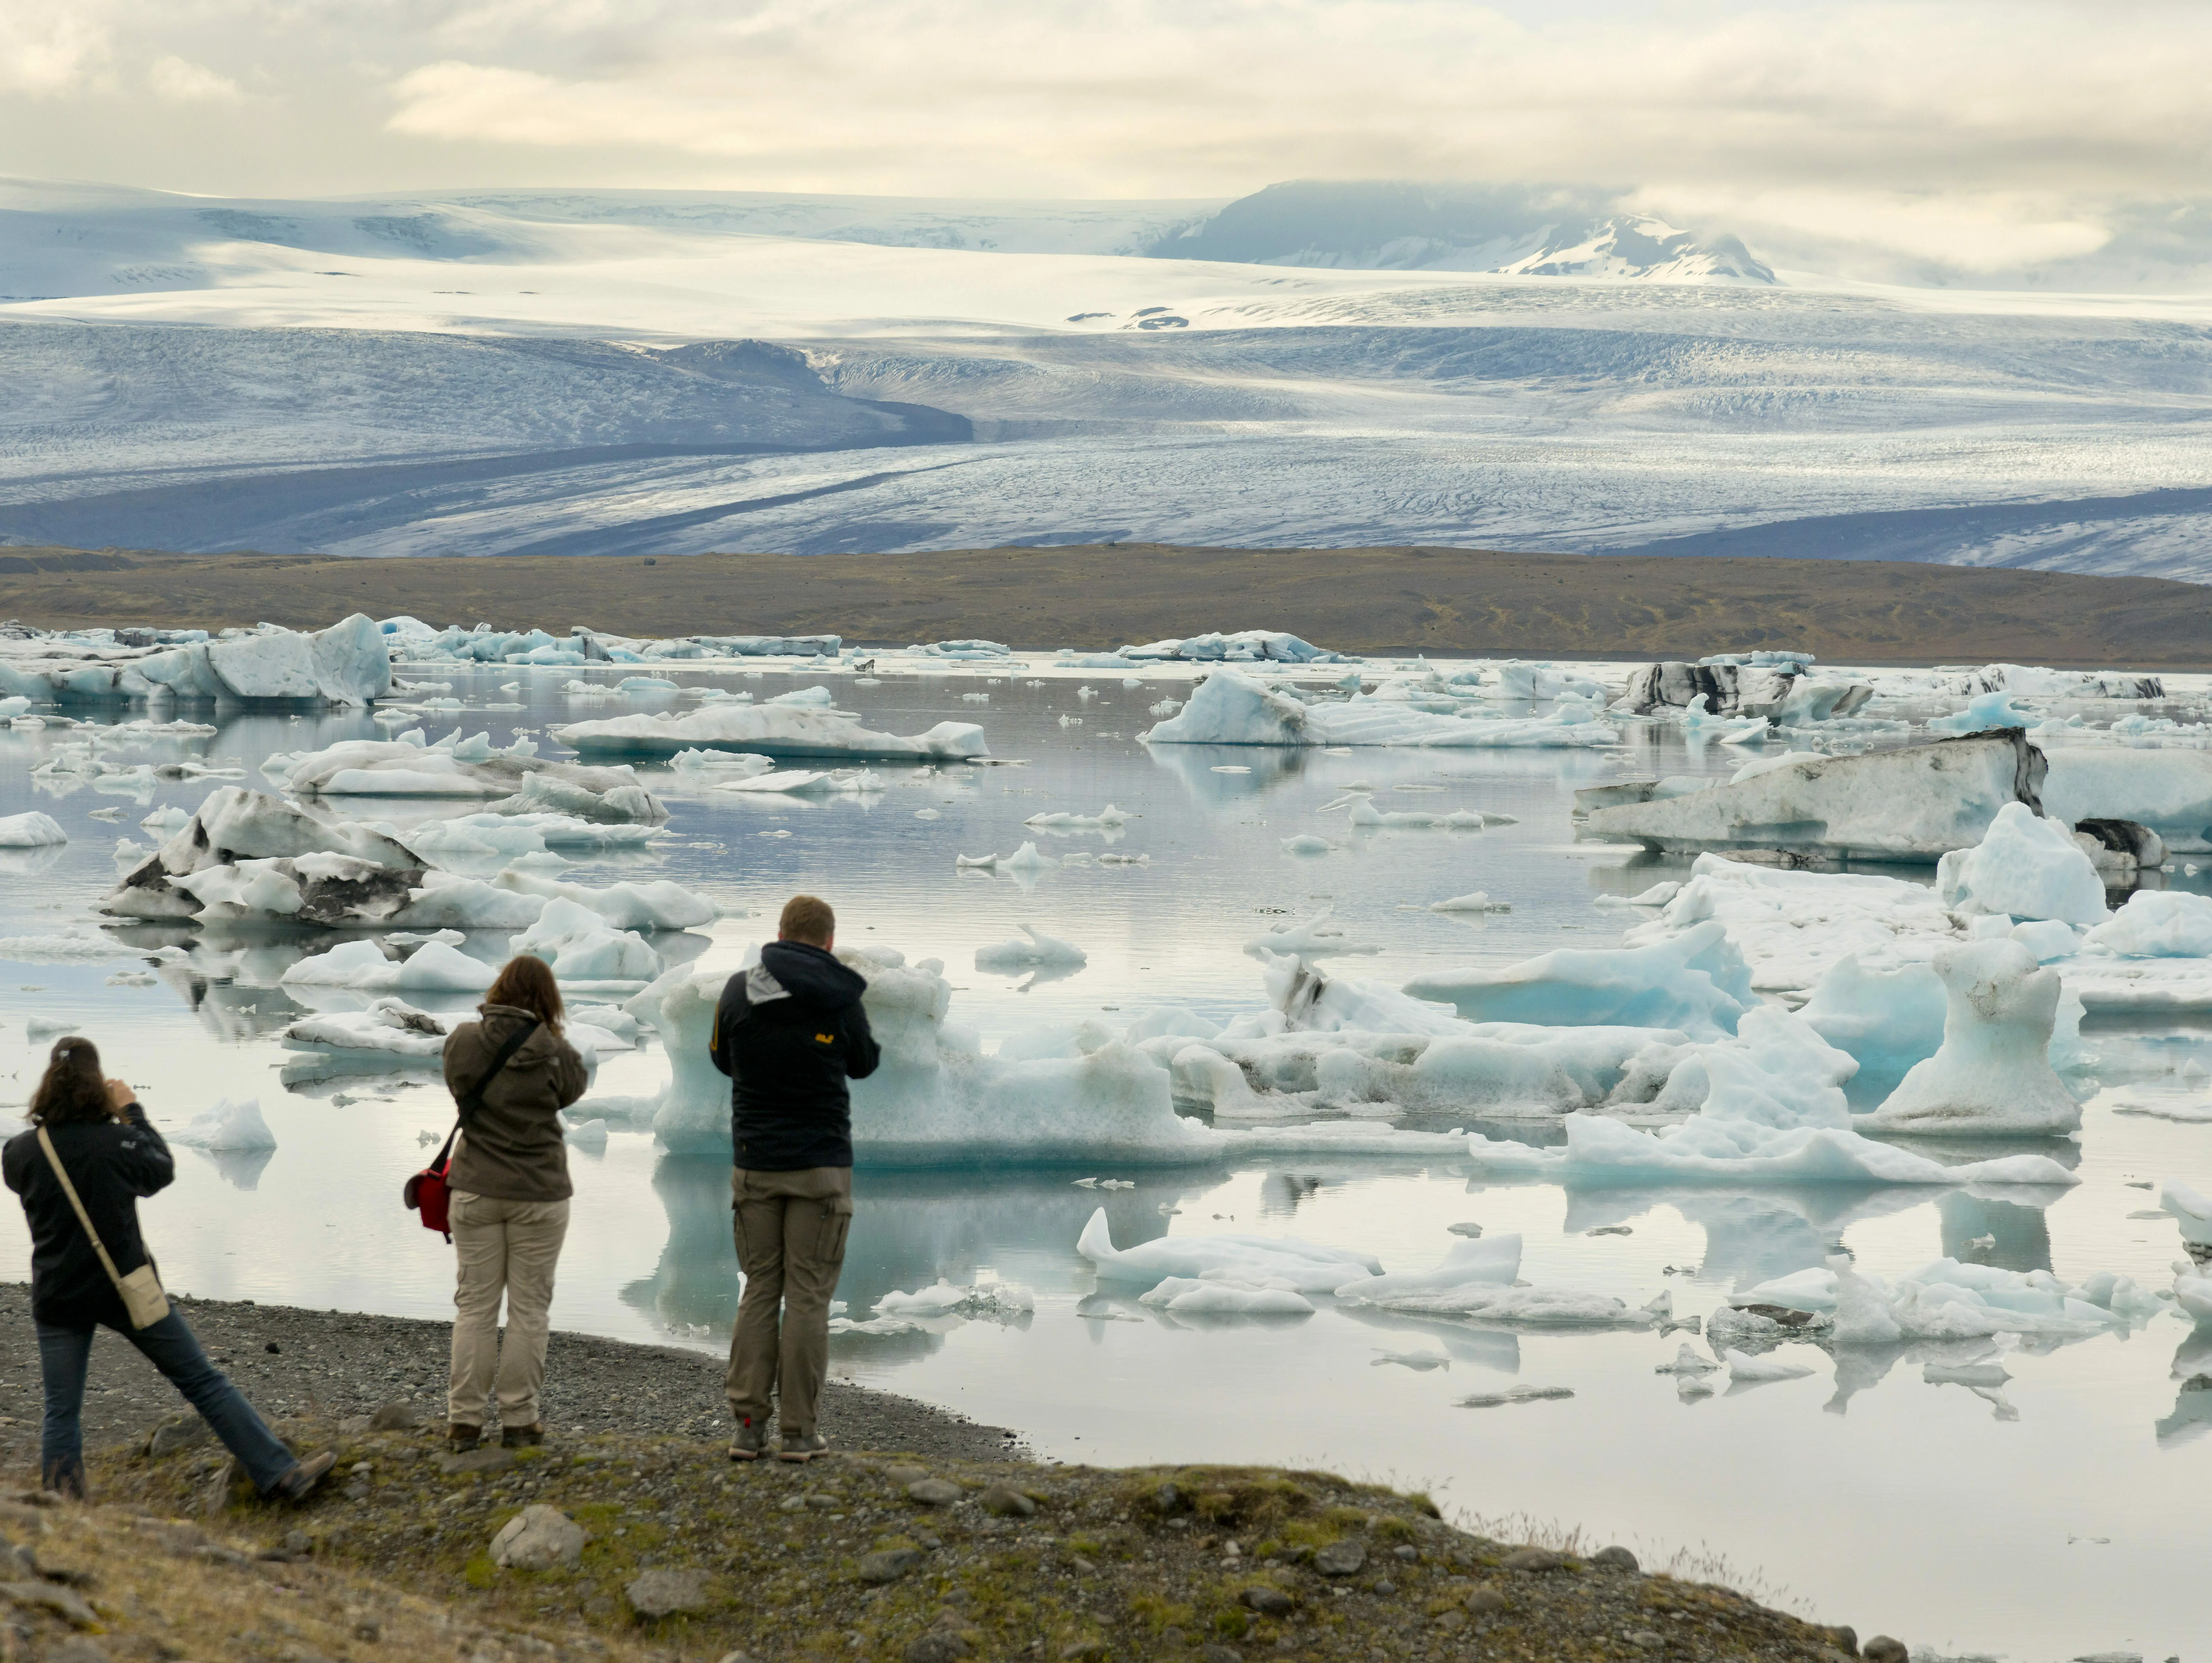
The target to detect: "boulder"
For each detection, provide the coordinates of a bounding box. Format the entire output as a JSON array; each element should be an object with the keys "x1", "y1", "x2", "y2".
[
  {"x1": 490, "y1": 1504, "x2": 586, "y2": 1572},
  {"x1": 1313, "y1": 1538, "x2": 1367, "y2": 1576},
  {"x1": 626, "y1": 1566, "x2": 710, "y2": 1618}
]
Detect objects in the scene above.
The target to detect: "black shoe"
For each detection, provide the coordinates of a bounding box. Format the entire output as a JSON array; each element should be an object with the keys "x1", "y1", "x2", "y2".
[
  {"x1": 274, "y1": 1451, "x2": 337, "y2": 1502},
  {"x1": 501, "y1": 1422, "x2": 544, "y2": 1448},
  {"x1": 447, "y1": 1422, "x2": 482, "y2": 1452},
  {"x1": 41, "y1": 1456, "x2": 86, "y2": 1502}
]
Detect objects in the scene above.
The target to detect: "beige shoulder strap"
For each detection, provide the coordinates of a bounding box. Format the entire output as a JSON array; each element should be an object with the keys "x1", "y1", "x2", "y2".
[{"x1": 36, "y1": 1125, "x2": 133, "y2": 1295}]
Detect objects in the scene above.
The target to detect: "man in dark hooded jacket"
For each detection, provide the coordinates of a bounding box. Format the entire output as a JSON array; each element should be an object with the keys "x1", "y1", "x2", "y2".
[{"x1": 709, "y1": 894, "x2": 880, "y2": 1462}]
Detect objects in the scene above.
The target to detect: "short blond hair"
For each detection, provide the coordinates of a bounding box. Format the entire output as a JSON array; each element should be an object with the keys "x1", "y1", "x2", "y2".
[{"x1": 779, "y1": 894, "x2": 836, "y2": 945}]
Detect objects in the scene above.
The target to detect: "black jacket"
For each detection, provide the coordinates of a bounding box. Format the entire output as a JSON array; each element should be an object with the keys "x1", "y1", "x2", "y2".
[
  {"x1": 709, "y1": 941, "x2": 881, "y2": 1170},
  {"x1": 3, "y1": 1104, "x2": 172, "y2": 1331}
]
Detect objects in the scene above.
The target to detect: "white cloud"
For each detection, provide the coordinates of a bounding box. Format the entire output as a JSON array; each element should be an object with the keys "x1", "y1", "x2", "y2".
[
  {"x1": 372, "y1": 0, "x2": 2212, "y2": 201},
  {"x1": 148, "y1": 55, "x2": 242, "y2": 103},
  {"x1": 0, "y1": 5, "x2": 110, "y2": 95}
]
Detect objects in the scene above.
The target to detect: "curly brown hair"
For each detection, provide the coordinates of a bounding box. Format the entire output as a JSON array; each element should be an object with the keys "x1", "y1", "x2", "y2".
[{"x1": 29, "y1": 1037, "x2": 112, "y2": 1127}]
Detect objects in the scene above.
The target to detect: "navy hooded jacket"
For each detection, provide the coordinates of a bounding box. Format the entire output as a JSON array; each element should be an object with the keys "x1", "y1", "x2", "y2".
[{"x1": 709, "y1": 941, "x2": 881, "y2": 1170}]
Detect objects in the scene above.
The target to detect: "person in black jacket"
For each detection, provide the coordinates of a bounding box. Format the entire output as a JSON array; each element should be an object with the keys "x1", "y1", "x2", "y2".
[
  {"x1": 2, "y1": 1037, "x2": 334, "y2": 1502},
  {"x1": 708, "y1": 894, "x2": 880, "y2": 1462}
]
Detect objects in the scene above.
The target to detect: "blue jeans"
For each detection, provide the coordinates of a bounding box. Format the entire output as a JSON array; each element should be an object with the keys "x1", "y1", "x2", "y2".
[{"x1": 35, "y1": 1311, "x2": 300, "y2": 1496}]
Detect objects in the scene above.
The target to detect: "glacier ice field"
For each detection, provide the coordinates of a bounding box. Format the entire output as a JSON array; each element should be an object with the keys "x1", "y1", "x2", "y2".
[
  {"x1": 2, "y1": 637, "x2": 2211, "y2": 1661},
  {"x1": 4, "y1": 177, "x2": 2212, "y2": 573}
]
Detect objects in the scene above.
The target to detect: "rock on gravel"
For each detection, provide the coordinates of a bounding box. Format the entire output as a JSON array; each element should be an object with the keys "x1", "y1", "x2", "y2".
[
  {"x1": 490, "y1": 1504, "x2": 586, "y2": 1572},
  {"x1": 1592, "y1": 1544, "x2": 1639, "y2": 1571},
  {"x1": 1862, "y1": 1639, "x2": 1910, "y2": 1663},
  {"x1": 978, "y1": 1482, "x2": 1036, "y2": 1517},
  {"x1": 626, "y1": 1566, "x2": 710, "y2": 1618},
  {"x1": 859, "y1": 1548, "x2": 924, "y2": 1584},
  {"x1": 906, "y1": 1477, "x2": 964, "y2": 1506},
  {"x1": 1501, "y1": 1547, "x2": 1568, "y2": 1572},
  {"x1": 1312, "y1": 1538, "x2": 1366, "y2": 1576}
]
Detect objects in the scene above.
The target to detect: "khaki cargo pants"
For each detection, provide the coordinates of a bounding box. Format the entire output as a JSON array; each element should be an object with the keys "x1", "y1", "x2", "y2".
[
  {"x1": 448, "y1": 1191, "x2": 570, "y2": 1431},
  {"x1": 727, "y1": 1166, "x2": 853, "y2": 1439}
]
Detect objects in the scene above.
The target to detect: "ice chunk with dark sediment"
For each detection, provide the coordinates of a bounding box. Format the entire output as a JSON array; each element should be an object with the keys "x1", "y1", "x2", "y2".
[{"x1": 1579, "y1": 730, "x2": 2045, "y2": 861}]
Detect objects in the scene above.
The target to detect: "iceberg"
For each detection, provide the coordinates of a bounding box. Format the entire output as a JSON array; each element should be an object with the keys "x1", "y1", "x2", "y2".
[
  {"x1": 2042, "y1": 747, "x2": 2212, "y2": 854},
  {"x1": 284, "y1": 733, "x2": 666, "y2": 821},
  {"x1": 1867, "y1": 940, "x2": 2083, "y2": 1137},
  {"x1": 2083, "y1": 890, "x2": 2212, "y2": 958},
  {"x1": 1724, "y1": 1349, "x2": 1817, "y2": 1383},
  {"x1": 105, "y1": 787, "x2": 428, "y2": 924},
  {"x1": 1142, "y1": 669, "x2": 1617, "y2": 748},
  {"x1": 0, "y1": 811, "x2": 66, "y2": 847},
  {"x1": 2163, "y1": 1180, "x2": 2212, "y2": 1249},
  {"x1": 551, "y1": 703, "x2": 988, "y2": 762},
  {"x1": 1076, "y1": 1206, "x2": 1380, "y2": 1291},
  {"x1": 1137, "y1": 1277, "x2": 1316, "y2": 1316},
  {"x1": 974, "y1": 925, "x2": 1088, "y2": 972},
  {"x1": 509, "y1": 898, "x2": 665, "y2": 983},
  {"x1": 0, "y1": 615, "x2": 390, "y2": 706},
  {"x1": 281, "y1": 938, "x2": 497, "y2": 993},
  {"x1": 280, "y1": 999, "x2": 452, "y2": 1067},
  {"x1": 1830, "y1": 1259, "x2": 2165, "y2": 1343},
  {"x1": 1120, "y1": 630, "x2": 1347, "y2": 664},
  {"x1": 1403, "y1": 919, "x2": 1753, "y2": 1040},
  {"x1": 1934, "y1": 802, "x2": 2108, "y2": 927},
  {"x1": 168, "y1": 1097, "x2": 276, "y2": 1151},
  {"x1": 1580, "y1": 731, "x2": 2044, "y2": 861}
]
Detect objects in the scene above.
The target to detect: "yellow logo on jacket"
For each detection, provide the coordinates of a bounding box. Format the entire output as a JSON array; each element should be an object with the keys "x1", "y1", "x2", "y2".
[{"x1": 815, "y1": 1033, "x2": 835, "y2": 1045}]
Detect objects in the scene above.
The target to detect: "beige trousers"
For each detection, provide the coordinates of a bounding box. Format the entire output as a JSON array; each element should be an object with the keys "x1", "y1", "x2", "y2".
[
  {"x1": 448, "y1": 1190, "x2": 570, "y2": 1430},
  {"x1": 727, "y1": 1166, "x2": 853, "y2": 1438}
]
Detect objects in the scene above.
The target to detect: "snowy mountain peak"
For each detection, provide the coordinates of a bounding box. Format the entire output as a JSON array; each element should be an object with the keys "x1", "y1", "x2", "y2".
[{"x1": 1149, "y1": 182, "x2": 1774, "y2": 283}]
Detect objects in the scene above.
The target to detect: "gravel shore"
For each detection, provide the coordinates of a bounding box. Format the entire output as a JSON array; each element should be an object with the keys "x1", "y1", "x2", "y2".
[{"x1": 0, "y1": 1283, "x2": 1022, "y2": 1476}]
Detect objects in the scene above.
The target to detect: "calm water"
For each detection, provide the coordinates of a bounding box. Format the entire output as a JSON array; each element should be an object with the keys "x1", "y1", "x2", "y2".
[{"x1": 3, "y1": 661, "x2": 2207, "y2": 1662}]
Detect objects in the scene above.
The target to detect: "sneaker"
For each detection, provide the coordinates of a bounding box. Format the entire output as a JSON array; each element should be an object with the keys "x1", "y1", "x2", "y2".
[
  {"x1": 777, "y1": 1431, "x2": 830, "y2": 1463},
  {"x1": 274, "y1": 1451, "x2": 337, "y2": 1503},
  {"x1": 447, "y1": 1423, "x2": 482, "y2": 1452},
  {"x1": 728, "y1": 1417, "x2": 770, "y2": 1462},
  {"x1": 500, "y1": 1423, "x2": 545, "y2": 1448}
]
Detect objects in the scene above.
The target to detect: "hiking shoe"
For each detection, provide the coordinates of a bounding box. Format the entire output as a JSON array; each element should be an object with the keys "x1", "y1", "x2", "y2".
[
  {"x1": 728, "y1": 1417, "x2": 770, "y2": 1462},
  {"x1": 777, "y1": 1432, "x2": 830, "y2": 1463},
  {"x1": 500, "y1": 1423, "x2": 545, "y2": 1448},
  {"x1": 274, "y1": 1451, "x2": 337, "y2": 1503},
  {"x1": 447, "y1": 1423, "x2": 482, "y2": 1452},
  {"x1": 41, "y1": 1456, "x2": 86, "y2": 1502}
]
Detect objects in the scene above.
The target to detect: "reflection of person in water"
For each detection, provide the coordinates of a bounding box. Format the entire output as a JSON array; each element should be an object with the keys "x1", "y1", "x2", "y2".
[{"x1": 710, "y1": 895, "x2": 880, "y2": 1464}]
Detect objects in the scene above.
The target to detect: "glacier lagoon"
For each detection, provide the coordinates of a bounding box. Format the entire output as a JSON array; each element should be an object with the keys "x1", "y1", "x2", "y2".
[{"x1": 2, "y1": 656, "x2": 2209, "y2": 1661}]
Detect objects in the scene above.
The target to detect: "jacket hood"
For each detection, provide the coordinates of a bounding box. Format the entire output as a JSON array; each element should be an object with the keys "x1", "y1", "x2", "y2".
[{"x1": 756, "y1": 941, "x2": 868, "y2": 1012}]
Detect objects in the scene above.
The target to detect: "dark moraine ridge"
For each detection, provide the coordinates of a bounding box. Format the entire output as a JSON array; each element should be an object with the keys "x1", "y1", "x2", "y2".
[{"x1": 2, "y1": 542, "x2": 2209, "y2": 668}]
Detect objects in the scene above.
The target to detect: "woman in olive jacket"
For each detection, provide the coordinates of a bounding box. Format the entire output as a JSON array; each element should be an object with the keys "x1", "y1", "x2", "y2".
[
  {"x1": 3, "y1": 1037, "x2": 334, "y2": 1502},
  {"x1": 441, "y1": 954, "x2": 589, "y2": 1451}
]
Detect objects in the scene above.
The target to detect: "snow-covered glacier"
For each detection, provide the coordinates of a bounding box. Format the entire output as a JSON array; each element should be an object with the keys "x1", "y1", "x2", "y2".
[{"x1": 4, "y1": 177, "x2": 2212, "y2": 575}]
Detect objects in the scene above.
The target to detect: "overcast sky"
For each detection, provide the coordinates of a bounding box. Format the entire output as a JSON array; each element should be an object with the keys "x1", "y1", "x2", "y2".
[{"x1": 1, "y1": 0, "x2": 2202, "y2": 265}]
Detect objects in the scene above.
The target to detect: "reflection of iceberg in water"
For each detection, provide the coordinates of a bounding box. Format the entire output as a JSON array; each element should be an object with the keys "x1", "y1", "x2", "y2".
[
  {"x1": 156, "y1": 963, "x2": 306, "y2": 1042},
  {"x1": 1145, "y1": 742, "x2": 1308, "y2": 805},
  {"x1": 620, "y1": 1154, "x2": 743, "y2": 1338},
  {"x1": 1561, "y1": 1186, "x2": 1937, "y2": 1291},
  {"x1": 195, "y1": 1145, "x2": 276, "y2": 1191},
  {"x1": 616, "y1": 1155, "x2": 1207, "y2": 1356},
  {"x1": 1257, "y1": 1172, "x2": 1327, "y2": 1218},
  {"x1": 1332, "y1": 1303, "x2": 1521, "y2": 1375},
  {"x1": 2156, "y1": 1373, "x2": 2212, "y2": 1448},
  {"x1": 1936, "y1": 1188, "x2": 2055, "y2": 1274}
]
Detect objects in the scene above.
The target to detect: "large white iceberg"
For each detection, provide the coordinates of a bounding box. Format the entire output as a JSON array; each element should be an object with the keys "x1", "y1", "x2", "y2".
[
  {"x1": 552, "y1": 701, "x2": 988, "y2": 761},
  {"x1": 1580, "y1": 731, "x2": 2043, "y2": 861},
  {"x1": 1077, "y1": 1207, "x2": 1380, "y2": 1291},
  {"x1": 1142, "y1": 669, "x2": 1617, "y2": 749},
  {"x1": 284, "y1": 732, "x2": 665, "y2": 821},
  {"x1": 0, "y1": 812, "x2": 67, "y2": 847},
  {"x1": 280, "y1": 938, "x2": 496, "y2": 993},
  {"x1": 1461, "y1": 1003, "x2": 2078, "y2": 1187},
  {"x1": 1402, "y1": 919, "x2": 1752, "y2": 1040},
  {"x1": 2042, "y1": 748, "x2": 2212, "y2": 854},
  {"x1": 2083, "y1": 890, "x2": 2212, "y2": 958},
  {"x1": 0, "y1": 615, "x2": 390, "y2": 706},
  {"x1": 1934, "y1": 802, "x2": 2108, "y2": 927}
]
